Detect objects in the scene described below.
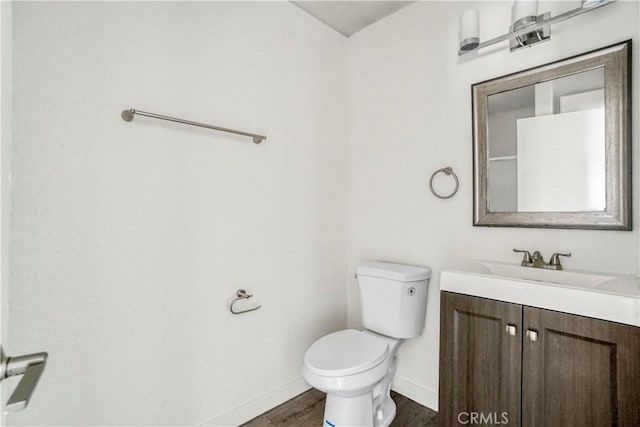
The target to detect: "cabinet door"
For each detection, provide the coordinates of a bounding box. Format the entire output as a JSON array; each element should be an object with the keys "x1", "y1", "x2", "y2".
[
  {"x1": 522, "y1": 306, "x2": 640, "y2": 426},
  {"x1": 439, "y1": 292, "x2": 522, "y2": 426}
]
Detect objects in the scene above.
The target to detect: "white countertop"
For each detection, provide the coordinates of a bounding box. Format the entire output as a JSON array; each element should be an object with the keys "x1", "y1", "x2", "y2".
[{"x1": 440, "y1": 261, "x2": 640, "y2": 327}]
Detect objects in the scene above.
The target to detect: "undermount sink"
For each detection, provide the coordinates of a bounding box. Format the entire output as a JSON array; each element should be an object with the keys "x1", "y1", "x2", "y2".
[{"x1": 440, "y1": 260, "x2": 640, "y2": 326}]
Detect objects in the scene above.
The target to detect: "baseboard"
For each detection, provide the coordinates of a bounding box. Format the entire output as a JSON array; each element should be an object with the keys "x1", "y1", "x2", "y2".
[
  {"x1": 391, "y1": 375, "x2": 438, "y2": 412},
  {"x1": 200, "y1": 374, "x2": 435, "y2": 426},
  {"x1": 200, "y1": 377, "x2": 311, "y2": 427}
]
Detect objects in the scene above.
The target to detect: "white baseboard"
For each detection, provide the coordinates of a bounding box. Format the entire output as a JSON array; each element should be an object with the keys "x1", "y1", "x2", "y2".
[
  {"x1": 391, "y1": 375, "x2": 438, "y2": 412},
  {"x1": 200, "y1": 377, "x2": 311, "y2": 427},
  {"x1": 200, "y1": 374, "x2": 436, "y2": 426}
]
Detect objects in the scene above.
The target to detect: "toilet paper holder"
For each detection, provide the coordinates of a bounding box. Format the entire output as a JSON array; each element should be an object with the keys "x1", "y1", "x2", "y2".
[{"x1": 229, "y1": 289, "x2": 262, "y2": 315}]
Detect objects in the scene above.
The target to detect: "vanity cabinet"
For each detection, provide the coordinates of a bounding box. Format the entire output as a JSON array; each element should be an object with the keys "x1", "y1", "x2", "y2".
[{"x1": 439, "y1": 291, "x2": 640, "y2": 426}]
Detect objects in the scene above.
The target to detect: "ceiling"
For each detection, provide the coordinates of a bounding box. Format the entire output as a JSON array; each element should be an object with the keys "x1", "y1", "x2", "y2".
[{"x1": 291, "y1": 1, "x2": 415, "y2": 37}]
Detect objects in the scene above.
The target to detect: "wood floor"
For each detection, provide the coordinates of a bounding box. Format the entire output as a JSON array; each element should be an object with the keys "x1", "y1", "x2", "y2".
[{"x1": 242, "y1": 389, "x2": 438, "y2": 427}]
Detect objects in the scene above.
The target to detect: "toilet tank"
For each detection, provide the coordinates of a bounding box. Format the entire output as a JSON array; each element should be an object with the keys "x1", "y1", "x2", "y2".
[{"x1": 356, "y1": 261, "x2": 431, "y2": 339}]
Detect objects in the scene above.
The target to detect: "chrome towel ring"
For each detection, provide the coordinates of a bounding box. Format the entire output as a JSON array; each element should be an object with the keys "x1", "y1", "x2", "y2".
[
  {"x1": 429, "y1": 167, "x2": 459, "y2": 199},
  {"x1": 229, "y1": 289, "x2": 262, "y2": 315}
]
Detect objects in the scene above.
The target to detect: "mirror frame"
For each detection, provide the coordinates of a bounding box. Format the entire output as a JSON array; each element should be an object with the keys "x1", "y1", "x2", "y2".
[{"x1": 472, "y1": 40, "x2": 631, "y2": 230}]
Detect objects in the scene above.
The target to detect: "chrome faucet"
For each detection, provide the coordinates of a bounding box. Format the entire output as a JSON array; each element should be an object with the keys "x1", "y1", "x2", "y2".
[{"x1": 513, "y1": 249, "x2": 571, "y2": 270}]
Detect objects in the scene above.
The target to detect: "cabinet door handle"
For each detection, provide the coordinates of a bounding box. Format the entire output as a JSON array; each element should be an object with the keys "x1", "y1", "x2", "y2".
[
  {"x1": 526, "y1": 329, "x2": 538, "y2": 342},
  {"x1": 505, "y1": 324, "x2": 517, "y2": 336}
]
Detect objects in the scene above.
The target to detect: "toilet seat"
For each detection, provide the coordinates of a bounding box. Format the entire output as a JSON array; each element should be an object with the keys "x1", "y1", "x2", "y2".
[{"x1": 305, "y1": 329, "x2": 389, "y2": 377}]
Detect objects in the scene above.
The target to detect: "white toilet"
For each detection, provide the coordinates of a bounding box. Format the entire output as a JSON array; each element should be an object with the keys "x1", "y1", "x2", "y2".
[{"x1": 303, "y1": 261, "x2": 431, "y2": 427}]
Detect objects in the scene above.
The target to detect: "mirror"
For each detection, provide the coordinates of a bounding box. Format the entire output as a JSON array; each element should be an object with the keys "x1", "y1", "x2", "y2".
[{"x1": 473, "y1": 41, "x2": 631, "y2": 230}]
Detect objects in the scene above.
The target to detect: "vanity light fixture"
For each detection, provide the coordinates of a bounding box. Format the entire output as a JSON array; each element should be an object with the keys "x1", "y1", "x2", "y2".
[
  {"x1": 510, "y1": 0, "x2": 547, "y2": 50},
  {"x1": 458, "y1": 0, "x2": 616, "y2": 55},
  {"x1": 459, "y1": 9, "x2": 479, "y2": 52}
]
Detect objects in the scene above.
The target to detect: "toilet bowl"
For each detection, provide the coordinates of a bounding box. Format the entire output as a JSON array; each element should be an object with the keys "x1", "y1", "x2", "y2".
[
  {"x1": 303, "y1": 261, "x2": 431, "y2": 427},
  {"x1": 304, "y1": 329, "x2": 403, "y2": 426}
]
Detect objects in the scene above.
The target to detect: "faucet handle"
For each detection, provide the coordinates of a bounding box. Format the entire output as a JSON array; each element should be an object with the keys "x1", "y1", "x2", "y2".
[
  {"x1": 513, "y1": 249, "x2": 532, "y2": 264},
  {"x1": 549, "y1": 252, "x2": 571, "y2": 269}
]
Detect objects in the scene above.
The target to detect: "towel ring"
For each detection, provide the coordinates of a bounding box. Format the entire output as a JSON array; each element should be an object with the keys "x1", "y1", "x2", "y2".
[
  {"x1": 229, "y1": 289, "x2": 262, "y2": 315},
  {"x1": 429, "y1": 167, "x2": 459, "y2": 199}
]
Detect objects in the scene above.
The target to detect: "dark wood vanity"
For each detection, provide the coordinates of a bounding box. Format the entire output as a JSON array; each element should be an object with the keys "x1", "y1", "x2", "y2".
[{"x1": 438, "y1": 291, "x2": 640, "y2": 426}]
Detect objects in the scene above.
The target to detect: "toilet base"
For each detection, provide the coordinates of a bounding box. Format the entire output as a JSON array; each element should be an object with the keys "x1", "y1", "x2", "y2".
[
  {"x1": 374, "y1": 395, "x2": 396, "y2": 427},
  {"x1": 323, "y1": 392, "x2": 373, "y2": 426},
  {"x1": 322, "y1": 393, "x2": 396, "y2": 427}
]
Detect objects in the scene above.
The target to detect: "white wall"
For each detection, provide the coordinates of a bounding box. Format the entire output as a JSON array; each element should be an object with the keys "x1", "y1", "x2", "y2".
[
  {"x1": 8, "y1": 2, "x2": 347, "y2": 425},
  {"x1": 346, "y1": 0, "x2": 639, "y2": 410},
  {"x1": 1, "y1": 1, "x2": 14, "y2": 423},
  {"x1": 8, "y1": 0, "x2": 640, "y2": 424}
]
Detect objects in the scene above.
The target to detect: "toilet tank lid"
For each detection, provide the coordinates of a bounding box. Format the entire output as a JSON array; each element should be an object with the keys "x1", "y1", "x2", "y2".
[{"x1": 357, "y1": 261, "x2": 431, "y2": 282}]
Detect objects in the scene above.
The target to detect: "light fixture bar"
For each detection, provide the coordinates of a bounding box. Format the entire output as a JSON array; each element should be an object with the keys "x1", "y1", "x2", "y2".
[{"x1": 459, "y1": 0, "x2": 616, "y2": 55}]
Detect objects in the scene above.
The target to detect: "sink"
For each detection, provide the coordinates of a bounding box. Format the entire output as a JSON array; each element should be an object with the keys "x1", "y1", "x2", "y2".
[
  {"x1": 440, "y1": 261, "x2": 640, "y2": 326},
  {"x1": 480, "y1": 260, "x2": 617, "y2": 287}
]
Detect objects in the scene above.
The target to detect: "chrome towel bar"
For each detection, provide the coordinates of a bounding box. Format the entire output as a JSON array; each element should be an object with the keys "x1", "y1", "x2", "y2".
[{"x1": 121, "y1": 109, "x2": 267, "y2": 144}]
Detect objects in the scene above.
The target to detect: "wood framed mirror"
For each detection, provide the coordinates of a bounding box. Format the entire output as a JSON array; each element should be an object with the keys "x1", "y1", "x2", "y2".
[{"x1": 473, "y1": 41, "x2": 631, "y2": 230}]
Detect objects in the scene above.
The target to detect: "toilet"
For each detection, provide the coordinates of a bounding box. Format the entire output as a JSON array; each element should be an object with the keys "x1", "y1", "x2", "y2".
[{"x1": 303, "y1": 261, "x2": 431, "y2": 427}]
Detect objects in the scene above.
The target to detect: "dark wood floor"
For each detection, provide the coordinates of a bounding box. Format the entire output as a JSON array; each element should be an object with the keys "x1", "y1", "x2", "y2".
[{"x1": 242, "y1": 388, "x2": 438, "y2": 426}]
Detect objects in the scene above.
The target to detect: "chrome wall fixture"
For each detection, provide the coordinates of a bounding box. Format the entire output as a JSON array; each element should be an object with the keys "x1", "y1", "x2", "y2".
[
  {"x1": 121, "y1": 109, "x2": 267, "y2": 144},
  {"x1": 229, "y1": 289, "x2": 262, "y2": 315},
  {"x1": 429, "y1": 167, "x2": 459, "y2": 199},
  {"x1": 458, "y1": 0, "x2": 616, "y2": 55},
  {"x1": 0, "y1": 347, "x2": 48, "y2": 412}
]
